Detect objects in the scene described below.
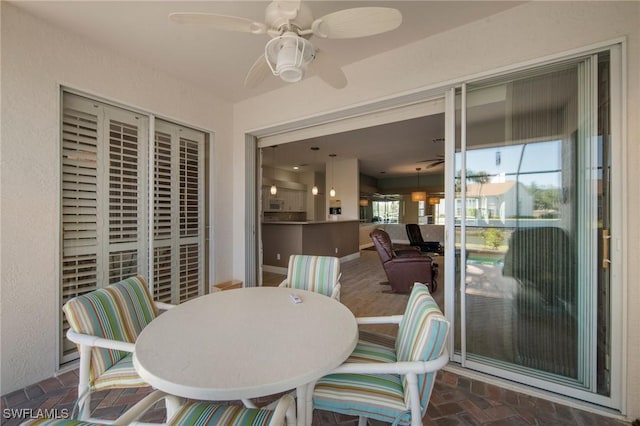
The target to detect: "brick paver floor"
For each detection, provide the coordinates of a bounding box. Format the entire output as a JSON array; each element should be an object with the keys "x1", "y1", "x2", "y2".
[{"x1": 1, "y1": 368, "x2": 631, "y2": 425}]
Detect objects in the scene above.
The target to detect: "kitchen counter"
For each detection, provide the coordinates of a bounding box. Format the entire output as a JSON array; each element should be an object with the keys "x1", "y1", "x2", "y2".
[
  {"x1": 262, "y1": 220, "x2": 360, "y2": 225},
  {"x1": 262, "y1": 220, "x2": 360, "y2": 270}
]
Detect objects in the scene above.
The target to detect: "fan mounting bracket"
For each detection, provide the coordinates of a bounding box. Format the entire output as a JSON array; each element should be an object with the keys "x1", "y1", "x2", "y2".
[{"x1": 264, "y1": 1, "x2": 313, "y2": 36}]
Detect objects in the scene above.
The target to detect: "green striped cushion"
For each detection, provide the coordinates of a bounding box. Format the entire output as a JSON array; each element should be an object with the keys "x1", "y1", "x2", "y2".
[
  {"x1": 20, "y1": 421, "x2": 99, "y2": 426},
  {"x1": 345, "y1": 339, "x2": 397, "y2": 364},
  {"x1": 62, "y1": 275, "x2": 157, "y2": 387},
  {"x1": 313, "y1": 339, "x2": 408, "y2": 423},
  {"x1": 313, "y1": 373, "x2": 406, "y2": 423},
  {"x1": 169, "y1": 402, "x2": 275, "y2": 425},
  {"x1": 287, "y1": 255, "x2": 340, "y2": 297},
  {"x1": 92, "y1": 352, "x2": 147, "y2": 391},
  {"x1": 395, "y1": 283, "x2": 449, "y2": 410}
]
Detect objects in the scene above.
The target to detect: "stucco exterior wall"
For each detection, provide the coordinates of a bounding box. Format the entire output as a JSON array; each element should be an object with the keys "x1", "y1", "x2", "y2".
[
  {"x1": 0, "y1": 3, "x2": 235, "y2": 393},
  {"x1": 233, "y1": 1, "x2": 639, "y2": 418}
]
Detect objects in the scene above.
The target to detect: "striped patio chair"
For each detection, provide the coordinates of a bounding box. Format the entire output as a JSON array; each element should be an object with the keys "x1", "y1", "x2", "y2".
[
  {"x1": 62, "y1": 275, "x2": 175, "y2": 422},
  {"x1": 312, "y1": 283, "x2": 450, "y2": 426},
  {"x1": 20, "y1": 392, "x2": 296, "y2": 426},
  {"x1": 278, "y1": 255, "x2": 341, "y2": 300}
]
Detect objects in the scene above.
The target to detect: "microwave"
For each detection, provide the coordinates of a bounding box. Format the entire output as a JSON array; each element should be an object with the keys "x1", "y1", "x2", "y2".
[{"x1": 268, "y1": 199, "x2": 284, "y2": 211}]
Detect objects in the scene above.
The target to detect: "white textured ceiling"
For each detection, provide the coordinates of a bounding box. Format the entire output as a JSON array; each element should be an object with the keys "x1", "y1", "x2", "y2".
[
  {"x1": 11, "y1": 1, "x2": 522, "y2": 180},
  {"x1": 12, "y1": 0, "x2": 521, "y2": 103}
]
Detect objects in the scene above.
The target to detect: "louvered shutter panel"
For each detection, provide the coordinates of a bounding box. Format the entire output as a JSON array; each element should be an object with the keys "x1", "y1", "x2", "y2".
[
  {"x1": 153, "y1": 128, "x2": 174, "y2": 302},
  {"x1": 105, "y1": 109, "x2": 147, "y2": 283},
  {"x1": 61, "y1": 95, "x2": 102, "y2": 361},
  {"x1": 153, "y1": 121, "x2": 205, "y2": 304},
  {"x1": 60, "y1": 93, "x2": 148, "y2": 363},
  {"x1": 178, "y1": 135, "x2": 203, "y2": 301}
]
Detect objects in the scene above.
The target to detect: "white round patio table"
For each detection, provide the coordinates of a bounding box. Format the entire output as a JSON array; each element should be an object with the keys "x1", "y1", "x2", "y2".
[{"x1": 133, "y1": 286, "x2": 358, "y2": 425}]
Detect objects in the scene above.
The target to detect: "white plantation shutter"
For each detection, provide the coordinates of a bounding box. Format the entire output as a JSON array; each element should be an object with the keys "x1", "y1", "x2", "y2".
[
  {"x1": 61, "y1": 97, "x2": 101, "y2": 360},
  {"x1": 153, "y1": 120, "x2": 205, "y2": 304},
  {"x1": 153, "y1": 128, "x2": 174, "y2": 302},
  {"x1": 178, "y1": 134, "x2": 204, "y2": 301},
  {"x1": 61, "y1": 93, "x2": 206, "y2": 363},
  {"x1": 105, "y1": 109, "x2": 148, "y2": 283},
  {"x1": 61, "y1": 94, "x2": 147, "y2": 361}
]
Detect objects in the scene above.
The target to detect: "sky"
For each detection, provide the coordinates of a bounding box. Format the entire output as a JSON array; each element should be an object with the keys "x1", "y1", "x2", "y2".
[{"x1": 458, "y1": 140, "x2": 562, "y2": 188}]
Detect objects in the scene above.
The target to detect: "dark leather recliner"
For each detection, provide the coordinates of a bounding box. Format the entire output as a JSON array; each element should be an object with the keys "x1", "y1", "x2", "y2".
[
  {"x1": 370, "y1": 229, "x2": 437, "y2": 294},
  {"x1": 406, "y1": 223, "x2": 442, "y2": 253}
]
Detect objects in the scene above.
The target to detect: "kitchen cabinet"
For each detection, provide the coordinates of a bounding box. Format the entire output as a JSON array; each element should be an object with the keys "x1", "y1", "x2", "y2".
[{"x1": 262, "y1": 187, "x2": 306, "y2": 212}]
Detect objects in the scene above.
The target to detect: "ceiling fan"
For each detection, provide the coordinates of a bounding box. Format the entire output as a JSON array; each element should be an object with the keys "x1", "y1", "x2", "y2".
[
  {"x1": 169, "y1": 1, "x2": 402, "y2": 89},
  {"x1": 421, "y1": 154, "x2": 445, "y2": 169}
]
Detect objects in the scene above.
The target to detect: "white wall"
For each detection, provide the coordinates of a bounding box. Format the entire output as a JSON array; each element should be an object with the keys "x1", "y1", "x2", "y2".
[
  {"x1": 0, "y1": 3, "x2": 235, "y2": 393},
  {"x1": 325, "y1": 158, "x2": 359, "y2": 221},
  {"x1": 233, "y1": 1, "x2": 639, "y2": 418}
]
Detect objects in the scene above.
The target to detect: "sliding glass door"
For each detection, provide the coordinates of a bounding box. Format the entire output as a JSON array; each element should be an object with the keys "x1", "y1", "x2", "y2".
[{"x1": 446, "y1": 49, "x2": 620, "y2": 407}]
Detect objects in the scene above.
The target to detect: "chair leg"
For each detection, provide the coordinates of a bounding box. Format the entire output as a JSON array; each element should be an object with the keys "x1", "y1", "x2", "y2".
[
  {"x1": 358, "y1": 416, "x2": 368, "y2": 426},
  {"x1": 305, "y1": 381, "x2": 317, "y2": 426},
  {"x1": 296, "y1": 384, "x2": 308, "y2": 426},
  {"x1": 77, "y1": 344, "x2": 92, "y2": 420},
  {"x1": 406, "y1": 373, "x2": 423, "y2": 426},
  {"x1": 78, "y1": 391, "x2": 91, "y2": 420}
]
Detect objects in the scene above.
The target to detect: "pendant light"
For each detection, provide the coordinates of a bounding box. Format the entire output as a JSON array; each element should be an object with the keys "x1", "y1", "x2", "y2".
[
  {"x1": 329, "y1": 154, "x2": 336, "y2": 197},
  {"x1": 411, "y1": 167, "x2": 427, "y2": 202},
  {"x1": 270, "y1": 146, "x2": 277, "y2": 195},
  {"x1": 311, "y1": 147, "x2": 319, "y2": 195}
]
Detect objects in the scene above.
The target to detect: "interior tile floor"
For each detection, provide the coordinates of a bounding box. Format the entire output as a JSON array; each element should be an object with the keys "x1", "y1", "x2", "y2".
[{"x1": 1, "y1": 249, "x2": 632, "y2": 425}]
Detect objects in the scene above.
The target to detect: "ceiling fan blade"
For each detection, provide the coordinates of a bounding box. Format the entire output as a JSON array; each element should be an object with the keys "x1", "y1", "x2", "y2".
[
  {"x1": 424, "y1": 160, "x2": 445, "y2": 169},
  {"x1": 169, "y1": 12, "x2": 267, "y2": 34},
  {"x1": 244, "y1": 55, "x2": 272, "y2": 88},
  {"x1": 311, "y1": 7, "x2": 402, "y2": 39},
  {"x1": 313, "y1": 50, "x2": 347, "y2": 89}
]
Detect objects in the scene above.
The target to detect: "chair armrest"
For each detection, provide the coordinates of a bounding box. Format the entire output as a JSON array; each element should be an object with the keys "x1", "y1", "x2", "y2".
[
  {"x1": 394, "y1": 248, "x2": 422, "y2": 258},
  {"x1": 66, "y1": 329, "x2": 135, "y2": 353},
  {"x1": 356, "y1": 315, "x2": 403, "y2": 325},
  {"x1": 390, "y1": 256, "x2": 432, "y2": 264},
  {"x1": 331, "y1": 282, "x2": 342, "y2": 300},
  {"x1": 113, "y1": 389, "x2": 168, "y2": 425},
  {"x1": 330, "y1": 350, "x2": 449, "y2": 375},
  {"x1": 154, "y1": 301, "x2": 176, "y2": 311},
  {"x1": 278, "y1": 279, "x2": 289, "y2": 288},
  {"x1": 268, "y1": 393, "x2": 297, "y2": 426}
]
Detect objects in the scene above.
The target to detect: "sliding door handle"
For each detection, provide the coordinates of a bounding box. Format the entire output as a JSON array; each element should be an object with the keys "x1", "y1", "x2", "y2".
[{"x1": 602, "y1": 228, "x2": 611, "y2": 269}]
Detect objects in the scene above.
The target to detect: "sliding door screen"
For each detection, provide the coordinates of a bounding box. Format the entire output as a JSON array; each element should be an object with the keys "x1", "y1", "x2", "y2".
[{"x1": 450, "y1": 51, "x2": 616, "y2": 405}]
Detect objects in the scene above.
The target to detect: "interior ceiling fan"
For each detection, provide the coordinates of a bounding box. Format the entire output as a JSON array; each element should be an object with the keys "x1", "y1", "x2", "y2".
[
  {"x1": 169, "y1": 1, "x2": 402, "y2": 89},
  {"x1": 421, "y1": 154, "x2": 445, "y2": 169}
]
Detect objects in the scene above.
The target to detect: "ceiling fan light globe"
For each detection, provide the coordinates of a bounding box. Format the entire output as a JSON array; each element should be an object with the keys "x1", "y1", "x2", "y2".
[
  {"x1": 266, "y1": 33, "x2": 315, "y2": 83},
  {"x1": 277, "y1": 54, "x2": 305, "y2": 83}
]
